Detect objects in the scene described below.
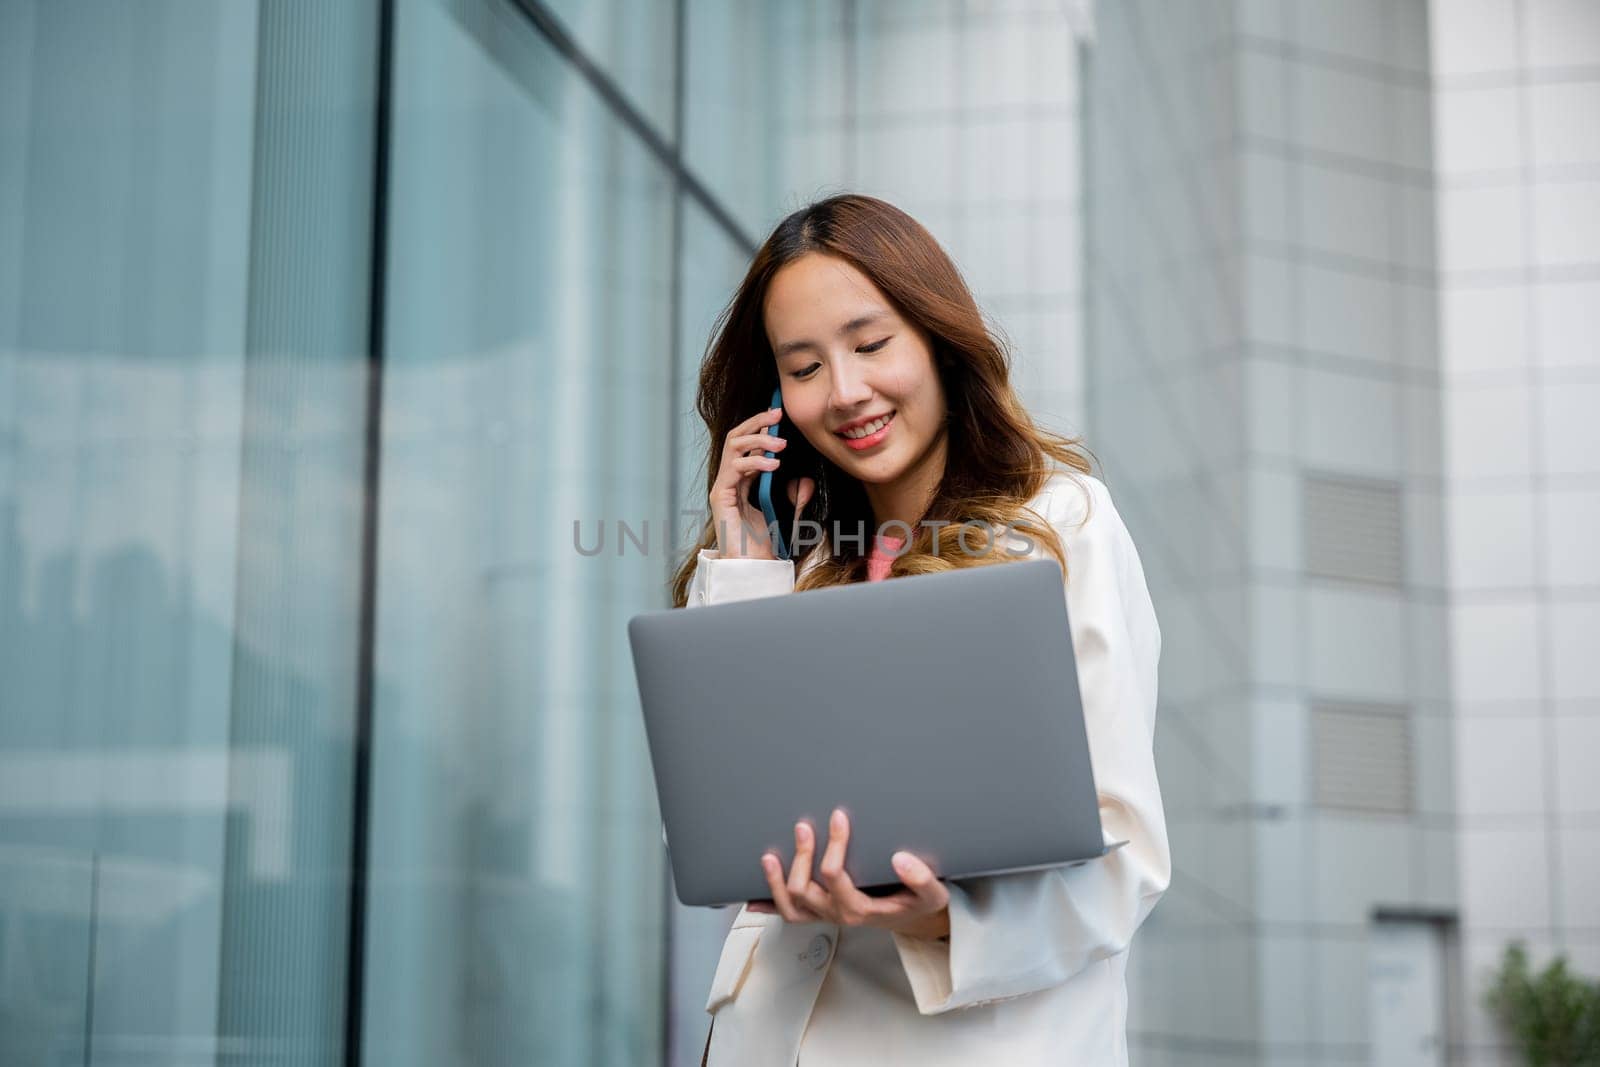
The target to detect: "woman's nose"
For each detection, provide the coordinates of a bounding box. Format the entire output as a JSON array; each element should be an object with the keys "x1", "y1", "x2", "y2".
[{"x1": 829, "y1": 364, "x2": 873, "y2": 408}]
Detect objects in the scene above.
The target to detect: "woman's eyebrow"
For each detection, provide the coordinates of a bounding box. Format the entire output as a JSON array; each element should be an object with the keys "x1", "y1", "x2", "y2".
[{"x1": 774, "y1": 311, "x2": 890, "y2": 358}]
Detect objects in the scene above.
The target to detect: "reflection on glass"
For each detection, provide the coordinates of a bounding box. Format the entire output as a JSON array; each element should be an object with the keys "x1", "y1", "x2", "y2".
[
  {"x1": 540, "y1": 0, "x2": 678, "y2": 141},
  {"x1": 664, "y1": 194, "x2": 755, "y2": 1067},
  {"x1": 0, "y1": 2, "x2": 375, "y2": 1065},
  {"x1": 363, "y1": 0, "x2": 674, "y2": 1063}
]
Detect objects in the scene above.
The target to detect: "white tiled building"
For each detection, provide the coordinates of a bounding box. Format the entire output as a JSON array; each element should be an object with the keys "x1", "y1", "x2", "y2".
[
  {"x1": 1432, "y1": 0, "x2": 1600, "y2": 1061},
  {"x1": 1086, "y1": 1, "x2": 1600, "y2": 1064}
]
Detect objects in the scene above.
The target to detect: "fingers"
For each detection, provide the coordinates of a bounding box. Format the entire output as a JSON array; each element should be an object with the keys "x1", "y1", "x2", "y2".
[
  {"x1": 891, "y1": 851, "x2": 951, "y2": 912},
  {"x1": 716, "y1": 445, "x2": 783, "y2": 485},
  {"x1": 758, "y1": 812, "x2": 950, "y2": 931},
  {"x1": 732, "y1": 430, "x2": 787, "y2": 455},
  {"x1": 762, "y1": 848, "x2": 818, "y2": 924},
  {"x1": 708, "y1": 419, "x2": 788, "y2": 557},
  {"x1": 817, "y1": 808, "x2": 849, "y2": 885},
  {"x1": 816, "y1": 809, "x2": 875, "y2": 924},
  {"x1": 712, "y1": 410, "x2": 784, "y2": 494},
  {"x1": 709, "y1": 434, "x2": 785, "y2": 515},
  {"x1": 844, "y1": 854, "x2": 948, "y2": 929},
  {"x1": 855, "y1": 889, "x2": 922, "y2": 916},
  {"x1": 725, "y1": 409, "x2": 785, "y2": 459},
  {"x1": 726, "y1": 404, "x2": 787, "y2": 459},
  {"x1": 787, "y1": 820, "x2": 817, "y2": 900},
  {"x1": 732, "y1": 406, "x2": 784, "y2": 439},
  {"x1": 724, "y1": 437, "x2": 787, "y2": 471}
]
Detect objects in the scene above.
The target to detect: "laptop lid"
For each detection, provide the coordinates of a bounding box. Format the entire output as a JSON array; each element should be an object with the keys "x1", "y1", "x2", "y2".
[{"x1": 627, "y1": 557, "x2": 1114, "y2": 907}]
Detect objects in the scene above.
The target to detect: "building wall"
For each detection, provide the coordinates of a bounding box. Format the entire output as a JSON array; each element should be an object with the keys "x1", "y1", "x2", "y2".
[
  {"x1": 1089, "y1": 1, "x2": 1599, "y2": 1064},
  {"x1": 1089, "y1": 1, "x2": 1456, "y2": 1064},
  {"x1": 1085, "y1": 1, "x2": 1258, "y2": 1062},
  {"x1": 1430, "y1": 1, "x2": 1600, "y2": 1063},
  {"x1": 1233, "y1": 3, "x2": 1457, "y2": 1064}
]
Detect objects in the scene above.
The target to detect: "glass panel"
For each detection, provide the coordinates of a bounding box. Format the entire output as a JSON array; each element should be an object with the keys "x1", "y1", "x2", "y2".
[
  {"x1": 363, "y1": 0, "x2": 674, "y2": 1062},
  {"x1": 0, "y1": 2, "x2": 375, "y2": 1064},
  {"x1": 683, "y1": 0, "x2": 848, "y2": 239},
  {"x1": 541, "y1": 0, "x2": 678, "y2": 143},
  {"x1": 664, "y1": 194, "x2": 754, "y2": 1067},
  {"x1": 682, "y1": 0, "x2": 780, "y2": 237}
]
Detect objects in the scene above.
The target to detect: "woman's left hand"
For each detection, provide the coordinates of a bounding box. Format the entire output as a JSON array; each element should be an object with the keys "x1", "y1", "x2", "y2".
[{"x1": 748, "y1": 808, "x2": 951, "y2": 940}]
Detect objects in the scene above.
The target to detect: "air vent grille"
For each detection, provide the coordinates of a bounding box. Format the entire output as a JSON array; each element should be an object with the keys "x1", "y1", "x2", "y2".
[
  {"x1": 1311, "y1": 700, "x2": 1414, "y2": 815},
  {"x1": 1303, "y1": 474, "x2": 1404, "y2": 586}
]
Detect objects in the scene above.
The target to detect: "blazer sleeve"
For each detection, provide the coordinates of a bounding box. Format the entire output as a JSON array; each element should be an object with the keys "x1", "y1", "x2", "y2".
[
  {"x1": 685, "y1": 546, "x2": 795, "y2": 606},
  {"x1": 890, "y1": 477, "x2": 1172, "y2": 1014}
]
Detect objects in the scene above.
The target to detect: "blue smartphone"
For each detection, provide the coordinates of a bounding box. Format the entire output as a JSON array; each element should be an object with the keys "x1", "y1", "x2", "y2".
[{"x1": 746, "y1": 385, "x2": 812, "y2": 560}]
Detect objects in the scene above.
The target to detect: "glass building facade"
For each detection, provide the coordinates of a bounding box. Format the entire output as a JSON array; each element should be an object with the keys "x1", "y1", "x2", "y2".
[
  {"x1": 0, "y1": 0, "x2": 755, "y2": 1062},
  {"x1": 8, "y1": 1, "x2": 1594, "y2": 1065}
]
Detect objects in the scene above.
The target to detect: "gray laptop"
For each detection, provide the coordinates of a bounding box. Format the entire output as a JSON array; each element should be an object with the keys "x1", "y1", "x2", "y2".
[{"x1": 627, "y1": 557, "x2": 1126, "y2": 907}]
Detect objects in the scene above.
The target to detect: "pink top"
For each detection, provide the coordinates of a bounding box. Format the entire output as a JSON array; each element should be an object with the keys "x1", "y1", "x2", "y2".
[{"x1": 866, "y1": 532, "x2": 905, "y2": 582}]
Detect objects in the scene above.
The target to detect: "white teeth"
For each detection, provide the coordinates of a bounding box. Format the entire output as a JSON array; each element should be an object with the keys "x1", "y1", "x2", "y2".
[{"x1": 841, "y1": 413, "x2": 892, "y2": 439}]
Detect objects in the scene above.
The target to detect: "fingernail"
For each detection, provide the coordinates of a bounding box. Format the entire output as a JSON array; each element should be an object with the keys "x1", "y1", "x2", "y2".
[
  {"x1": 893, "y1": 852, "x2": 911, "y2": 872},
  {"x1": 831, "y1": 808, "x2": 845, "y2": 830},
  {"x1": 795, "y1": 821, "x2": 809, "y2": 841}
]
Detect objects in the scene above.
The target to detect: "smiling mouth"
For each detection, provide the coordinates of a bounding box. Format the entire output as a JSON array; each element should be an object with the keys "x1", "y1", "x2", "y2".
[
  {"x1": 836, "y1": 411, "x2": 895, "y2": 442},
  {"x1": 838, "y1": 412, "x2": 902, "y2": 447}
]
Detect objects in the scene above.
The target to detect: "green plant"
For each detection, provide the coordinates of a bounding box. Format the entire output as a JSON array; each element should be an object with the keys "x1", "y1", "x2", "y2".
[{"x1": 1484, "y1": 942, "x2": 1600, "y2": 1065}]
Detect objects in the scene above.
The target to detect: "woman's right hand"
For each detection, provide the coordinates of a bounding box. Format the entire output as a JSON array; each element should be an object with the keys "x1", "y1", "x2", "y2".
[{"x1": 709, "y1": 406, "x2": 814, "y2": 560}]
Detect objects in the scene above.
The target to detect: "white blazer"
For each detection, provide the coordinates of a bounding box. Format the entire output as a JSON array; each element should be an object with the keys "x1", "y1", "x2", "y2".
[{"x1": 684, "y1": 470, "x2": 1170, "y2": 1066}]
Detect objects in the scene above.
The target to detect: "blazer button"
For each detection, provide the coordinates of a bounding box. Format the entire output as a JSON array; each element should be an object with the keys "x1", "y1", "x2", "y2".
[
  {"x1": 801, "y1": 933, "x2": 833, "y2": 971},
  {"x1": 694, "y1": 589, "x2": 706, "y2": 604}
]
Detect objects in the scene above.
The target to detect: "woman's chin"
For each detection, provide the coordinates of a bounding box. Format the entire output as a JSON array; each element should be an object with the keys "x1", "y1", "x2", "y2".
[{"x1": 837, "y1": 453, "x2": 902, "y2": 483}]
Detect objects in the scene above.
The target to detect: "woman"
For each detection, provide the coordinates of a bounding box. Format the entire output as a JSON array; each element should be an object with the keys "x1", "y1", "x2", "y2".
[{"x1": 670, "y1": 194, "x2": 1170, "y2": 1065}]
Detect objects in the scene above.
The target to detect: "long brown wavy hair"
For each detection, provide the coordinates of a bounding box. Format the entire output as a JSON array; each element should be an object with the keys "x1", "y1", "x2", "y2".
[{"x1": 669, "y1": 193, "x2": 1096, "y2": 608}]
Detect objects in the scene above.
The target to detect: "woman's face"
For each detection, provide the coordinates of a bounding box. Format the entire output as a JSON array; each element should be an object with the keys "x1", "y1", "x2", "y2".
[{"x1": 763, "y1": 252, "x2": 948, "y2": 490}]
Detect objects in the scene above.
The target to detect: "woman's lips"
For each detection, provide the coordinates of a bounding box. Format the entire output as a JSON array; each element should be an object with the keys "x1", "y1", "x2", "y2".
[{"x1": 837, "y1": 411, "x2": 895, "y2": 450}]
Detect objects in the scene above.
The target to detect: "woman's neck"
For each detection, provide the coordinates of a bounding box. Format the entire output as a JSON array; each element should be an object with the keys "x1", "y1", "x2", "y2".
[{"x1": 863, "y1": 427, "x2": 947, "y2": 535}]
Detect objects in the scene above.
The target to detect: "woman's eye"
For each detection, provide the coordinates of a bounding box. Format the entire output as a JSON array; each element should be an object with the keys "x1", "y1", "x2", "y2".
[
  {"x1": 793, "y1": 364, "x2": 819, "y2": 380},
  {"x1": 858, "y1": 337, "x2": 890, "y2": 353}
]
